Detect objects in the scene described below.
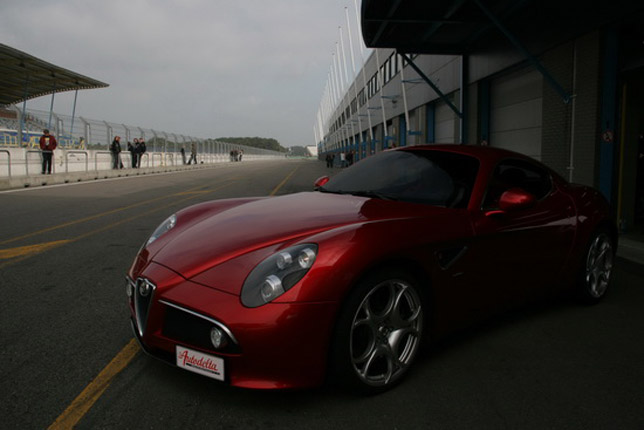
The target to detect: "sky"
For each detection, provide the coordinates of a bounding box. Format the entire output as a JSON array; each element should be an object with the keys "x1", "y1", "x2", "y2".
[{"x1": 1, "y1": 0, "x2": 367, "y2": 148}]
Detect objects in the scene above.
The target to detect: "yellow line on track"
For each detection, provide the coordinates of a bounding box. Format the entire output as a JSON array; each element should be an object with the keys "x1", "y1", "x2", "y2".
[
  {"x1": 36, "y1": 181, "x2": 235, "y2": 427},
  {"x1": 45, "y1": 169, "x2": 300, "y2": 427},
  {"x1": 174, "y1": 190, "x2": 214, "y2": 195},
  {"x1": 0, "y1": 183, "x2": 210, "y2": 247},
  {"x1": 0, "y1": 182, "x2": 235, "y2": 269},
  {"x1": 270, "y1": 167, "x2": 299, "y2": 196},
  {"x1": 48, "y1": 339, "x2": 140, "y2": 430},
  {"x1": 0, "y1": 240, "x2": 71, "y2": 260}
]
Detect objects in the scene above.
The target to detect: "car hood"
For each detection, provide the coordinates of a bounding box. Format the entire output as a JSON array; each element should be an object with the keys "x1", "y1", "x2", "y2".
[{"x1": 150, "y1": 191, "x2": 441, "y2": 280}]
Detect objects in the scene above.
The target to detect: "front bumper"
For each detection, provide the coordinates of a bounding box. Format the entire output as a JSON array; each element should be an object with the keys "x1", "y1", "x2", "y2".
[{"x1": 128, "y1": 264, "x2": 338, "y2": 389}]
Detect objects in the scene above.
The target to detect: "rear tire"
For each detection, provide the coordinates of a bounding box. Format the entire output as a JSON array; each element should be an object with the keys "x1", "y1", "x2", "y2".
[
  {"x1": 332, "y1": 268, "x2": 424, "y2": 393},
  {"x1": 577, "y1": 230, "x2": 614, "y2": 304}
]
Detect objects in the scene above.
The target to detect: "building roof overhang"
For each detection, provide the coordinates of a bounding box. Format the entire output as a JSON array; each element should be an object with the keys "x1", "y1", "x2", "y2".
[
  {"x1": 361, "y1": 0, "x2": 644, "y2": 55},
  {"x1": 0, "y1": 43, "x2": 108, "y2": 106}
]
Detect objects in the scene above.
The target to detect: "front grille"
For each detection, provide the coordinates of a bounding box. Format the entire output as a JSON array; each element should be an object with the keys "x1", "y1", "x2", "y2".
[{"x1": 161, "y1": 303, "x2": 240, "y2": 354}]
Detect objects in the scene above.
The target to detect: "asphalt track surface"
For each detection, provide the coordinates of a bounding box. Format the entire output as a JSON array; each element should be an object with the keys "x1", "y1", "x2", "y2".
[{"x1": 1, "y1": 158, "x2": 643, "y2": 430}]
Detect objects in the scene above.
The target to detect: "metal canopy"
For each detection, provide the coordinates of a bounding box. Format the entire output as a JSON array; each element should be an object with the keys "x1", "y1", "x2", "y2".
[
  {"x1": 362, "y1": 0, "x2": 643, "y2": 106},
  {"x1": 0, "y1": 43, "x2": 108, "y2": 106},
  {"x1": 361, "y1": 0, "x2": 643, "y2": 55}
]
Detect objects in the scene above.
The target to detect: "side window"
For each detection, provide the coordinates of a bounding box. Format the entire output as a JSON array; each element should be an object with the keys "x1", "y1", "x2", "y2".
[{"x1": 482, "y1": 159, "x2": 552, "y2": 209}]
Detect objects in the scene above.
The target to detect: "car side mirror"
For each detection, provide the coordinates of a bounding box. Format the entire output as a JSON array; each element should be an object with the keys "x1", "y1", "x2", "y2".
[
  {"x1": 485, "y1": 188, "x2": 536, "y2": 217},
  {"x1": 314, "y1": 176, "x2": 330, "y2": 190}
]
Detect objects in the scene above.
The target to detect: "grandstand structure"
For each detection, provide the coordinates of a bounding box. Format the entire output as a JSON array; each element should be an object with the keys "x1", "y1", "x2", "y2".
[
  {"x1": 0, "y1": 107, "x2": 54, "y2": 147},
  {"x1": 0, "y1": 44, "x2": 284, "y2": 180},
  {"x1": 0, "y1": 43, "x2": 108, "y2": 146}
]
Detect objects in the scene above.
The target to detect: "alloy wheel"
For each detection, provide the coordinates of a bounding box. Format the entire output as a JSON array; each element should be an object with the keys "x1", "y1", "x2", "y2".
[
  {"x1": 349, "y1": 279, "x2": 423, "y2": 387},
  {"x1": 585, "y1": 233, "x2": 613, "y2": 299}
]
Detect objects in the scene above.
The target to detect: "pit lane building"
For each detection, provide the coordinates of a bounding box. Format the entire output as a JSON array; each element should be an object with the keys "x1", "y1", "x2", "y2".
[{"x1": 318, "y1": 0, "x2": 644, "y2": 233}]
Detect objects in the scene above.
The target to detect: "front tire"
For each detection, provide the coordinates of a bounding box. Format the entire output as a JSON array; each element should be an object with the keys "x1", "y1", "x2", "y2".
[
  {"x1": 578, "y1": 231, "x2": 614, "y2": 304},
  {"x1": 332, "y1": 269, "x2": 424, "y2": 393}
]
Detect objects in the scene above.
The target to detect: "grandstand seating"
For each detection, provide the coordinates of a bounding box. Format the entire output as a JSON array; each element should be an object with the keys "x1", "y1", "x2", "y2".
[{"x1": 0, "y1": 108, "x2": 55, "y2": 147}]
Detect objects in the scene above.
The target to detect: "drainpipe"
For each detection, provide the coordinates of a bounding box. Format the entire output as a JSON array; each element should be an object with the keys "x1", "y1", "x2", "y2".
[{"x1": 567, "y1": 41, "x2": 578, "y2": 183}]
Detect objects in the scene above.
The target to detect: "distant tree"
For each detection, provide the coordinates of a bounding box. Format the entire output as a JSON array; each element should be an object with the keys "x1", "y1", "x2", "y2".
[
  {"x1": 216, "y1": 137, "x2": 287, "y2": 152},
  {"x1": 288, "y1": 146, "x2": 311, "y2": 157}
]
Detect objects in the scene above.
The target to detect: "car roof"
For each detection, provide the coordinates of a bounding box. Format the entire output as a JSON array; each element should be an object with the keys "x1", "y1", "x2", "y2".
[
  {"x1": 396, "y1": 144, "x2": 568, "y2": 186},
  {"x1": 396, "y1": 144, "x2": 535, "y2": 164}
]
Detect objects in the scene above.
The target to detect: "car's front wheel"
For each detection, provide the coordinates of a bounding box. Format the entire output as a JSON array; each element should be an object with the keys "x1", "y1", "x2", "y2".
[
  {"x1": 332, "y1": 269, "x2": 424, "y2": 393},
  {"x1": 578, "y1": 230, "x2": 615, "y2": 304}
]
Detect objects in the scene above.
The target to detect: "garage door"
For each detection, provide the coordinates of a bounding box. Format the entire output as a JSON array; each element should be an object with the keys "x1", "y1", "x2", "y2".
[
  {"x1": 434, "y1": 93, "x2": 459, "y2": 144},
  {"x1": 490, "y1": 68, "x2": 543, "y2": 159}
]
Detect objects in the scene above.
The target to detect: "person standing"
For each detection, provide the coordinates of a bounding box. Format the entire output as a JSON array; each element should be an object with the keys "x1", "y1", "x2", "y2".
[
  {"x1": 136, "y1": 138, "x2": 146, "y2": 168},
  {"x1": 188, "y1": 142, "x2": 197, "y2": 164},
  {"x1": 110, "y1": 136, "x2": 122, "y2": 169},
  {"x1": 39, "y1": 129, "x2": 57, "y2": 174},
  {"x1": 128, "y1": 138, "x2": 138, "y2": 168},
  {"x1": 180, "y1": 145, "x2": 186, "y2": 164}
]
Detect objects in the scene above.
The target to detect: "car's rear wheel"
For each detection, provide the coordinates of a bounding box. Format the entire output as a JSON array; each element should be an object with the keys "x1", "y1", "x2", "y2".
[
  {"x1": 333, "y1": 269, "x2": 423, "y2": 393},
  {"x1": 578, "y1": 230, "x2": 614, "y2": 304}
]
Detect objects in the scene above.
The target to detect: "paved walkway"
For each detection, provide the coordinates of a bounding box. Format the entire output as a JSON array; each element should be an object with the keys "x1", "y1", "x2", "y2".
[{"x1": 618, "y1": 235, "x2": 644, "y2": 269}]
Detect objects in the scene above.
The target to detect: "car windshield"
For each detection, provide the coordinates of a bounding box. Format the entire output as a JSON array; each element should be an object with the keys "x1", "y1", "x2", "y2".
[{"x1": 320, "y1": 149, "x2": 479, "y2": 208}]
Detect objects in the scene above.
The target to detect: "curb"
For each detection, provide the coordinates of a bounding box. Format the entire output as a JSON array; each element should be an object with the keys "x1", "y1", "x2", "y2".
[
  {"x1": 617, "y1": 236, "x2": 644, "y2": 272},
  {"x1": 0, "y1": 162, "x2": 244, "y2": 191}
]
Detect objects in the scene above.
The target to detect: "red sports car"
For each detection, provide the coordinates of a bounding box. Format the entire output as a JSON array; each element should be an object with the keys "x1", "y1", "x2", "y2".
[{"x1": 127, "y1": 145, "x2": 616, "y2": 392}]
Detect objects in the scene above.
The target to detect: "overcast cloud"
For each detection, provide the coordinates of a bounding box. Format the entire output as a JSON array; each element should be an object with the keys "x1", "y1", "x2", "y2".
[{"x1": 1, "y1": 0, "x2": 363, "y2": 147}]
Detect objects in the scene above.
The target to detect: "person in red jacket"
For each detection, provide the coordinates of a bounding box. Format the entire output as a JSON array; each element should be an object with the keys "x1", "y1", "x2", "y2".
[{"x1": 39, "y1": 129, "x2": 57, "y2": 174}]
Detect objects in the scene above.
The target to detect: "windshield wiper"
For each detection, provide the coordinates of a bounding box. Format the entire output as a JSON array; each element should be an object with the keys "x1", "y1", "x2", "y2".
[
  {"x1": 318, "y1": 188, "x2": 396, "y2": 201},
  {"x1": 345, "y1": 190, "x2": 397, "y2": 201},
  {"x1": 317, "y1": 187, "x2": 336, "y2": 194}
]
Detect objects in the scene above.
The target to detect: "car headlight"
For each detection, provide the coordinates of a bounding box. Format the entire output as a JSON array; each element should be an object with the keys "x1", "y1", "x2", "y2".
[
  {"x1": 241, "y1": 244, "x2": 318, "y2": 308},
  {"x1": 145, "y1": 214, "x2": 176, "y2": 247}
]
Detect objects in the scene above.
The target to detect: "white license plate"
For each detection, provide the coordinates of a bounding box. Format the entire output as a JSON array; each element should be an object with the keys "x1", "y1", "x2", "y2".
[{"x1": 176, "y1": 346, "x2": 225, "y2": 381}]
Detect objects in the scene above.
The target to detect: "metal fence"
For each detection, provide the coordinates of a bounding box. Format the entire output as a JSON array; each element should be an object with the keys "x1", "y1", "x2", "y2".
[{"x1": 0, "y1": 107, "x2": 285, "y2": 177}]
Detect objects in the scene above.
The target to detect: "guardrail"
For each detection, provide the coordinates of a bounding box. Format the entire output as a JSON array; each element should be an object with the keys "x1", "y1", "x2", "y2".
[
  {"x1": 0, "y1": 146, "x2": 286, "y2": 179},
  {"x1": 0, "y1": 149, "x2": 10, "y2": 178},
  {"x1": 66, "y1": 150, "x2": 89, "y2": 173},
  {"x1": 94, "y1": 151, "x2": 111, "y2": 171},
  {"x1": 140, "y1": 152, "x2": 150, "y2": 168},
  {"x1": 150, "y1": 152, "x2": 161, "y2": 168},
  {"x1": 25, "y1": 150, "x2": 45, "y2": 176}
]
